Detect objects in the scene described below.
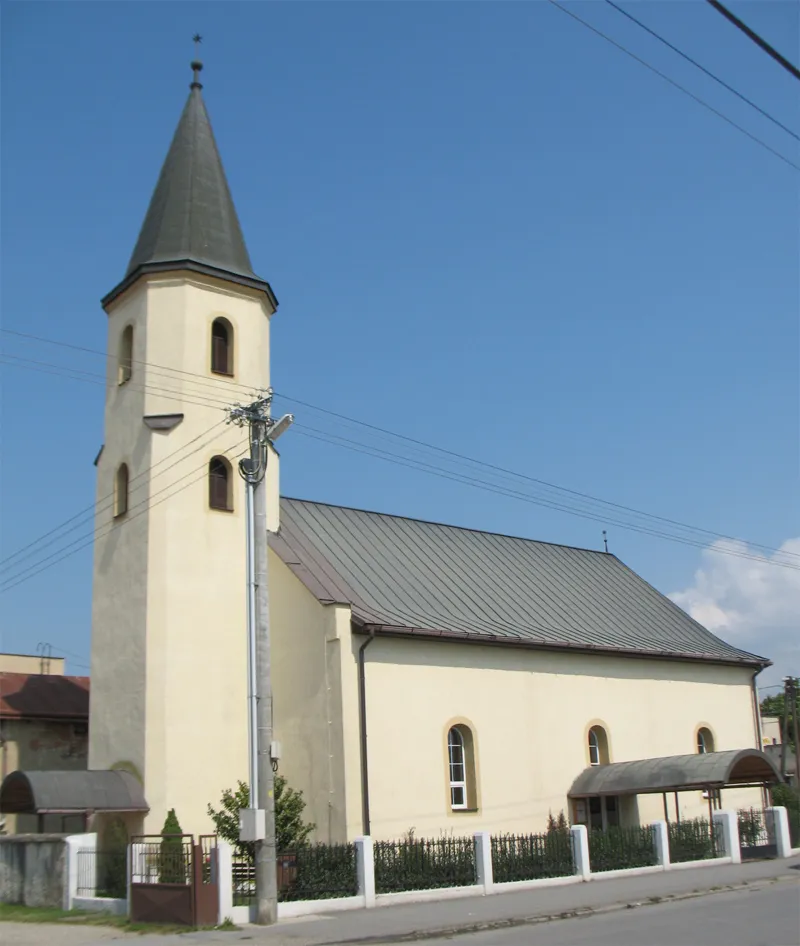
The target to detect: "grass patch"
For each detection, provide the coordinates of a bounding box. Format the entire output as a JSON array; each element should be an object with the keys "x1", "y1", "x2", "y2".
[{"x1": 0, "y1": 903, "x2": 239, "y2": 934}]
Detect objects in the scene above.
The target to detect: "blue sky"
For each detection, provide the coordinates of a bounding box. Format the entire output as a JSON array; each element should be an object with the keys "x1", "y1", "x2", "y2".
[{"x1": 1, "y1": 1, "x2": 797, "y2": 687}]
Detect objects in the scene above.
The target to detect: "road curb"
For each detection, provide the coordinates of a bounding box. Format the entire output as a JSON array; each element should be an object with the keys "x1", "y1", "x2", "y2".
[{"x1": 318, "y1": 875, "x2": 791, "y2": 945}]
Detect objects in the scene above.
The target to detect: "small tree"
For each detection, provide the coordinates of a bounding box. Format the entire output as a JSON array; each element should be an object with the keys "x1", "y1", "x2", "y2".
[
  {"x1": 160, "y1": 808, "x2": 187, "y2": 883},
  {"x1": 207, "y1": 776, "x2": 315, "y2": 858}
]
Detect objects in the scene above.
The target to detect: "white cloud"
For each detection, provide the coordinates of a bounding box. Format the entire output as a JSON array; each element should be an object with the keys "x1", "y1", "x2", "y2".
[{"x1": 669, "y1": 538, "x2": 800, "y2": 676}]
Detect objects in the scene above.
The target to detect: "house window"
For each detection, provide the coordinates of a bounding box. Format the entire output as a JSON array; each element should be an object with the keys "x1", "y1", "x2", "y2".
[
  {"x1": 447, "y1": 724, "x2": 477, "y2": 811},
  {"x1": 211, "y1": 318, "x2": 233, "y2": 375},
  {"x1": 118, "y1": 325, "x2": 133, "y2": 384},
  {"x1": 114, "y1": 464, "x2": 129, "y2": 518},
  {"x1": 588, "y1": 726, "x2": 609, "y2": 766},
  {"x1": 697, "y1": 727, "x2": 714, "y2": 754},
  {"x1": 209, "y1": 456, "x2": 232, "y2": 511}
]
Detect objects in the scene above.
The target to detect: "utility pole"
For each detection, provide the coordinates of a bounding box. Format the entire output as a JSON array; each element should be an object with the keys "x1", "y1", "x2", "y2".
[
  {"x1": 780, "y1": 676, "x2": 791, "y2": 785},
  {"x1": 227, "y1": 389, "x2": 293, "y2": 926},
  {"x1": 790, "y1": 677, "x2": 800, "y2": 790}
]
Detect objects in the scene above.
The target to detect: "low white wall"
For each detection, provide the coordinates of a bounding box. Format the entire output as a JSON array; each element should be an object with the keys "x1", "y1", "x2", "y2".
[{"x1": 72, "y1": 896, "x2": 127, "y2": 916}]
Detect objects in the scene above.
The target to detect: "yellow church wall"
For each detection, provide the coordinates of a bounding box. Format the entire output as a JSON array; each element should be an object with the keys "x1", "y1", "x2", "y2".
[
  {"x1": 356, "y1": 636, "x2": 763, "y2": 840},
  {"x1": 90, "y1": 272, "x2": 279, "y2": 838},
  {"x1": 269, "y1": 554, "x2": 352, "y2": 843},
  {"x1": 89, "y1": 283, "x2": 151, "y2": 782}
]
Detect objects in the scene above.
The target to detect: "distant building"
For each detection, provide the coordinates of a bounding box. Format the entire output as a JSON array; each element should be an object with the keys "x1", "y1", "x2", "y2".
[
  {"x1": 0, "y1": 654, "x2": 89, "y2": 833},
  {"x1": 761, "y1": 714, "x2": 783, "y2": 746}
]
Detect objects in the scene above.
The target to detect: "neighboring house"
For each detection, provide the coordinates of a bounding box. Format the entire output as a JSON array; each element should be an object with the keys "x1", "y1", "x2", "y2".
[
  {"x1": 761, "y1": 714, "x2": 783, "y2": 746},
  {"x1": 0, "y1": 663, "x2": 89, "y2": 833},
  {"x1": 2, "y1": 60, "x2": 779, "y2": 843}
]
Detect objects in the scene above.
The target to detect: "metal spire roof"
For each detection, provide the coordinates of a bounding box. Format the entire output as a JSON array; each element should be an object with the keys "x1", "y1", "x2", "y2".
[{"x1": 103, "y1": 60, "x2": 276, "y2": 309}]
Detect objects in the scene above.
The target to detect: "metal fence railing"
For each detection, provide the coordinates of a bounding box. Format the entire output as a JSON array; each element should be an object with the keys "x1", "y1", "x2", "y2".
[
  {"x1": 588, "y1": 825, "x2": 657, "y2": 873},
  {"x1": 130, "y1": 835, "x2": 193, "y2": 885},
  {"x1": 491, "y1": 831, "x2": 574, "y2": 883},
  {"x1": 231, "y1": 843, "x2": 358, "y2": 905},
  {"x1": 667, "y1": 818, "x2": 721, "y2": 863},
  {"x1": 374, "y1": 836, "x2": 476, "y2": 894},
  {"x1": 76, "y1": 850, "x2": 127, "y2": 898}
]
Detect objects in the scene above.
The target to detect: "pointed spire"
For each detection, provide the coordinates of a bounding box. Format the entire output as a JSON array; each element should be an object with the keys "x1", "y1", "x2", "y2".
[{"x1": 103, "y1": 57, "x2": 276, "y2": 309}]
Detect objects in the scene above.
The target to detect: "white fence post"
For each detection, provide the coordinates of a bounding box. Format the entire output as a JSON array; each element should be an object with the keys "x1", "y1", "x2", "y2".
[
  {"x1": 651, "y1": 821, "x2": 670, "y2": 870},
  {"x1": 64, "y1": 833, "x2": 97, "y2": 910},
  {"x1": 766, "y1": 807, "x2": 791, "y2": 859},
  {"x1": 356, "y1": 836, "x2": 375, "y2": 908},
  {"x1": 570, "y1": 824, "x2": 590, "y2": 881},
  {"x1": 473, "y1": 831, "x2": 493, "y2": 894},
  {"x1": 216, "y1": 841, "x2": 234, "y2": 924},
  {"x1": 713, "y1": 810, "x2": 741, "y2": 865}
]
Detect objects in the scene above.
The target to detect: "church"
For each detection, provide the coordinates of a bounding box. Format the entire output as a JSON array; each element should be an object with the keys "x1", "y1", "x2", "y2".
[{"x1": 3, "y1": 60, "x2": 780, "y2": 844}]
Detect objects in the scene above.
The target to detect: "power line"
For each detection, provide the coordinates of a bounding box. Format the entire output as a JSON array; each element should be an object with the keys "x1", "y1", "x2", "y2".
[
  {"x1": 605, "y1": 0, "x2": 800, "y2": 141},
  {"x1": 4, "y1": 328, "x2": 797, "y2": 566},
  {"x1": 0, "y1": 439, "x2": 249, "y2": 594},
  {"x1": 545, "y1": 0, "x2": 800, "y2": 172},
  {"x1": 292, "y1": 425, "x2": 800, "y2": 571},
  {"x1": 705, "y1": 0, "x2": 800, "y2": 82},
  {"x1": 276, "y1": 394, "x2": 799, "y2": 563},
  {"x1": 0, "y1": 354, "x2": 234, "y2": 411},
  {"x1": 0, "y1": 420, "x2": 228, "y2": 572}
]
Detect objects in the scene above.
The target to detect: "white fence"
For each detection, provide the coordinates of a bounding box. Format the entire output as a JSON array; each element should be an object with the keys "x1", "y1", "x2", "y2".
[{"x1": 57, "y1": 806, "x2": 793, "y2": 925}]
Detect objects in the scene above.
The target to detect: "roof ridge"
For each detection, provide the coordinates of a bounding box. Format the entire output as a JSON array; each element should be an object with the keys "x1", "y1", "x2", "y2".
[{"x1": 280, "y1": 495, "x2": 613, "y2": 556}]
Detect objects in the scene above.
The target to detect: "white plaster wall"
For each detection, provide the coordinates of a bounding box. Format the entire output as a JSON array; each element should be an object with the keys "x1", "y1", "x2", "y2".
[{"x1": 354, "y1": 637, "x2": 763, "y2": 840}]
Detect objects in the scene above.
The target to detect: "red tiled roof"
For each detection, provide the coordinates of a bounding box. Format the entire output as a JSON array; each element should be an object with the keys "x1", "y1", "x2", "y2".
[{"x1": 0, "y1": 672, "x2": 89, "y2": 721}]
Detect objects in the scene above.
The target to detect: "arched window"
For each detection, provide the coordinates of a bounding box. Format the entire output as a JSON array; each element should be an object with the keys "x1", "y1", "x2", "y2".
[
  {"x1": 447, "y1": 724, "x2": 478, "y2": 811},
  {"x1": 211, "y1": 318, "x2": 233, "y2": 376},
  {"x1": 209, "y1": 456, "x2": 232, "y2": 511},
  {"x1": 697, "y1": 727, "x2": 715, "y2": 754},
  {"x1": 114, "y1": 464, "x2": 129, "y2": 518},
  {"x1": 588, "y1": 726, "x2": 609, "y2": 766},
  {"x1": 118, "y1": 325, "x2": 133, "y2": 385}
]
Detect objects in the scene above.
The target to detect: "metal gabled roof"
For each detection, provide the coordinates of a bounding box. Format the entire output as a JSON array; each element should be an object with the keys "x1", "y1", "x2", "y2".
[
  {"x1": 568, "y1": 749, "x2": 780, "y2": 797},
  {"x1": 103, "y1": 68, "x2": 276, "y2": 308},
  {"x1": 271, "y1": 497, "x2": 767, "y2": 668}
]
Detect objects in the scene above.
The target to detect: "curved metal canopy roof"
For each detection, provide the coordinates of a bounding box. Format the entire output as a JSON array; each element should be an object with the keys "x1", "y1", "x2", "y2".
[
  {"x1": 569, "y1": 749, "x2": 780, "y2": 798},
  {"x1": 0, "y1": 770, "x2": 148, "y2": 814}
]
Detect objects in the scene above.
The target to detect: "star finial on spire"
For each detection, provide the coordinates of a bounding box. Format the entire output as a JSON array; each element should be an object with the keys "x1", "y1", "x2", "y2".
[{"x1": 190, "y1": 34, "x2": 204, "y2": 90}]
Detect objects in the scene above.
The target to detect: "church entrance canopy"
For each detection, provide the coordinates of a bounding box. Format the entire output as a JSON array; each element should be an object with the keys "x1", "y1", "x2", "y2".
[
  {"x1": 569, "y1": 748, "x2": 780, "y2": 798},
  {"x1": 0, "y1": 769, "x2": 148, "y2": 816}
]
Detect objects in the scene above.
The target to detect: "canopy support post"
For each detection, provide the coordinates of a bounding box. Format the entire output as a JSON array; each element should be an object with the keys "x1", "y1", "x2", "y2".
[
  {"x1": 674, "y1": 791, "x2": 680, "y2": 823},
  {"x1": 662, "y1": 792, "x2": 669, "y2": 823}
]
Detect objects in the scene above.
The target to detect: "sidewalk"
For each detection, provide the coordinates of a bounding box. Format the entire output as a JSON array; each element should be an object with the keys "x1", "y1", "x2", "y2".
[{"x1": 3, "y1": 856, "x2": 799, "y2": 946}]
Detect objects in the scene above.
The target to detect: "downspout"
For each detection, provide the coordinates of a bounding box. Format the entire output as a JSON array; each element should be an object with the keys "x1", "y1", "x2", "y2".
[
  {"x1": 358, "y1": 630, "x2": 376, "y2": 837},
  {"x1": 751, "y1": 667, "x2": 767, "y2": 805}
]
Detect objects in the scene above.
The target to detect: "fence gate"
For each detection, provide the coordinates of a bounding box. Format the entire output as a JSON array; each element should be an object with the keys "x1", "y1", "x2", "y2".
[
  {"x1": 737, "y1": 808, "x2": 777, "y2": 860},
  {"x1": 130, "y1": 834, "x2": 218, "y2": 926},
  {"x1": 195, "y1": 835, "x2": 219, "y2": 927}
]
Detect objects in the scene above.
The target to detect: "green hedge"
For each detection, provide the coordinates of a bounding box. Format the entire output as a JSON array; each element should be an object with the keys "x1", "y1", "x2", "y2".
[
  {"x1": 374, "y1": 836, "x2": 475, "y2": 893},
  {"x1": 588, "y1": 825, "x2": 657, "y2": 873},
  {"x1": 491, "y1": 831, "x2": 574, "y2": 883}
]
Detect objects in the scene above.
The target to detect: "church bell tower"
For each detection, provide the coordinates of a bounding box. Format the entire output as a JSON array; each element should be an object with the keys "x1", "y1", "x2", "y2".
[{"x1": 89, "y1": 57, "x2": 279, "y2": 836}]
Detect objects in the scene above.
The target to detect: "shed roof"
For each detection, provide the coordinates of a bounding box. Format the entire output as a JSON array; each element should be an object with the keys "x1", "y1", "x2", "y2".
[
  {"x1": 271, "y1": 498, "x2": 766, "y2": 667},
  {"x1": 568, "y1": 749, "x2": 780, "y2": 797},
  {"x1": 0, "y1": 672, "x2": 89, "y2": 721},
  {"x1": 0, "y1": 770, "x2": 148, "y2": 814}
]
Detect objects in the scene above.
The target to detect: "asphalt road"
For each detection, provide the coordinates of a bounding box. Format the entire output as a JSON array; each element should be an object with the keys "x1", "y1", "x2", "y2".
[{"x1": 429, "y1": 883, "x2": 800, "y2": 946}]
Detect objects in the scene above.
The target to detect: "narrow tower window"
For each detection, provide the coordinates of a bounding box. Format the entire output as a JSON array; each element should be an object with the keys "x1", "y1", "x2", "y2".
[
  {"x1": 209, "y1": 456, "x2": 232, "y2": 511},
  {"x1": 114, "y1": 464, "x2": 129, "y2": 518},
  {"x1": 118, "y1": 326, "x2": 134, "y2": 385},
  {"x1": 211, "y1": 318, "x2": 233, "y2": 375}
]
